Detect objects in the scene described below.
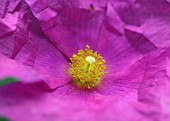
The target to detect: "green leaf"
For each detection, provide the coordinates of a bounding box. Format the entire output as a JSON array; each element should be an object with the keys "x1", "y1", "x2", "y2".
[
  {"x1": 0, "y1": 77, "x2": 19, "y2": 87},
  {"x1": 0, "y1": 116, "x2": 10, "y2": 121}
]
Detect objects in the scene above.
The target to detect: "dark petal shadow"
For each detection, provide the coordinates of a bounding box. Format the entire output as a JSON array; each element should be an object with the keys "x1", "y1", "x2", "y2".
[
  {"x1": 125, "y1": 29, "x2": 157, "y2": 54},
  {"x1": 0, "y1": 81, "x2": 50, "y2": 107},
  {"x1": 104, "y1": 20, "x2": 123, "y2": 36}
]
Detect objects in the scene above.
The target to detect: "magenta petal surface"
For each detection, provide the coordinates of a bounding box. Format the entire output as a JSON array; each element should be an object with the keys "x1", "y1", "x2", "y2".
[
  {"x1": 110, "y1": 0, "x2": 170, "y2": 48},
  {"x1": 0, "y1": 54, "x2": 41, "y2": 83},
  {"x1": 137, "y1": 49, "x2": 170, "y2": 121},
  {"x1": 15, "y1": 18, "x2": 70, "y2": 89},
  {"x1": 0, "y1": 1, "x2": 33, "y2": 58},
  {"x1": 0, "y1": 1, "x2": 70, "y2": 88},
  {"x1": 141, "y1": 17, "x2": 170, "y2": 48},
  {"x1": 95, "y1": 59, "x2": 144, "y2": 96},
  {"x1": 74, "y1": 0, "x2": 108, "y2": 11},
  {"x1": 26, "y1": 0, "x2": 106, "y2": 58},
  {"x1": 97, "y1": 25, "x2": 142, "y2": 73},
  {"x1": 138, "y1": 49, "x2": 167, "y2": 103},
  {"x1": 1, "y1": 1, "x2": 170, "y2": 120},
  {"x1": 0, "y1": 11, "x2": 18, "y2": 57},
  {"x1": 0, "y1": 83, "x2": 164, "y2": 121},
  {"x1": 50, "y1": 59, "x2": 144, "y2": 97}
]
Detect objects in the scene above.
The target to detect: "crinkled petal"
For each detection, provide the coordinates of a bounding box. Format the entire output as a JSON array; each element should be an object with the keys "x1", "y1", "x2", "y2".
[
  {"x1": 95, "y1": 59, "x2": 144, "y2": 96},
  {"x1": 125, "y1": 16, "x2": 170, "y2": 49},
  {"x1": 26, "y1": 0, "x2": 106, "y2": 58},
  {"x1": 0, "y1": 82, "x2": 164, "y2": 121},
  {"x1": 110, "y1": 0, "x2": 170, "y2": 25},
  {"x1": 141, "y1": 17, "x2": 170, "y2": 48},
  {"x1": 124, "y1": 27, "x2": 157, "y2": 54},
  {"x1": 74, "y1": 0, "x2": 108, "y2": 11},
  {"x1": 97, "y1": 24, "x2": 142, "y2": 73},
  {"x1": 15, "y1": 18, "x2": 70, "y2": 89},
  {"x1": 104, "y1": 3, "x2": 125, "y2": 36},
  {"x1": 110, "y1": 0, "x2": 170, "y2": 48},
  {"x1": 0, "y1": 54, "x2": 41, "y2": 83},
  {"x1": 137, "y1": 48, "x2": 170, "y2": 120},
  {"x1": 0, "y1": 0, "x2": 33, "y2": 58},
  {"x1": 0, "y1": 1, "x2": 170, "y2": 120},
  {"x1": 138, "y1": 49, "x2": 167, "y2": 103},
  {"x1": 0, "y1": 1, "x2": 71, "y2": 89}
]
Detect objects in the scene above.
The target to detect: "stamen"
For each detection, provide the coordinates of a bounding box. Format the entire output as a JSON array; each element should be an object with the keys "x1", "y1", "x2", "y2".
[{"x1": 69, "y1": 45, "x2": 107, "y2": 89}]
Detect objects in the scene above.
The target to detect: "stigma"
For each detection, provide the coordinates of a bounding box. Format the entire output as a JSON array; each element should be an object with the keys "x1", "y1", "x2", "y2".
[
  {"x1": 69, "y1": 45, "x2": 107, "y2": 89},
  {"x1": 85, "y1": 56, "x2": 95, "y2": 64}
]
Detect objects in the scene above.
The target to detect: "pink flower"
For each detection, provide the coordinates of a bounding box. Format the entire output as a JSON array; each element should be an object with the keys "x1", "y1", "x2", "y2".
[{"x1": 0, "y1": 0, "x2": 170, "y2": 121}]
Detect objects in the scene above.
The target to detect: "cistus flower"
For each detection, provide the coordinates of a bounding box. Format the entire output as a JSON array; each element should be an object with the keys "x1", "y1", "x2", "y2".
[{"x1": 0, "y1": 0, "x2": 170, "y2": 121}]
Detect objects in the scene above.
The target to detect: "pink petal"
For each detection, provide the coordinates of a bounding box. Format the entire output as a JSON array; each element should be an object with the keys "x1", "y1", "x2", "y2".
[
  {"x1": 0, "y1": 54, "x2": 41, "y2": 83},
  {"x1": 0, "y1": 1, "x2": 71, "y2": 89},
  {"x1": 138, "y1": 49, "x2": 167, "y2": 104},
  {"x1": 124, "y1": 28, "x2": 157, "y2": 54},
  {"x1": 26, "y1": 0, "x2": 105, "y2": 58},
  {"x1": 110, "y1": 0, "x2": 170, "y2": 48},
  {"x1": 97, "y1": 24, "x2": 142, "y2": 73},
  {"x1": 95, "y1": 59, "x2": 144, "y2": 96},
  {"x1": 0, "y1": 1, "x2": 33, "y2": 58},
  {"x1": 50, "y1": 59, "x2": 144, "y2": 98},
  {"x1": 0, "y1": 83, "x2": 164, "y2": 121},
  {"x1": 15, "y1": 18, "x2": 70, "y2": 89},
  {"x1": 137, "y1": 48, "x2": 170, "y2": 120},
  {"x1": 69, "y1": 0, "x2": 108, "y2": 11},
  {"x1": 141, "y1": 17, "x2": 170, "y2": 48}
]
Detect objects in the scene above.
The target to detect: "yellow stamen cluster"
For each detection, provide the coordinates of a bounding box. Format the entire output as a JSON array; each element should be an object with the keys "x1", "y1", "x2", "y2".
[{"x1": 69, "y1": 45, "x2": 107, "y2": 89}]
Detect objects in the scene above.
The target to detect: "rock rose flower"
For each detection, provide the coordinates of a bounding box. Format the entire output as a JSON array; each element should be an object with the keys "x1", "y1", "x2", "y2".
[{"x1": 0, "y1": 0, "x2": 170, "y2": 121}]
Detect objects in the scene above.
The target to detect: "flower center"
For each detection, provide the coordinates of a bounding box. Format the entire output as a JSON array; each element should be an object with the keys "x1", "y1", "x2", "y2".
[{"x1": 69, "y1": 45, "x2": 107, "y2": 89}]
